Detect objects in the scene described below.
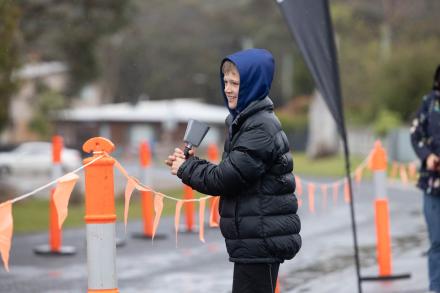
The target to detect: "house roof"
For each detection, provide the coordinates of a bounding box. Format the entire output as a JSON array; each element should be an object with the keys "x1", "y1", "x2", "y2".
[
  {"x1": 56, "y1": 99, "x2": 229, "y2": 124},
  {"x1": 13, "y1": 62, "x2": 68, "y2": 80}
]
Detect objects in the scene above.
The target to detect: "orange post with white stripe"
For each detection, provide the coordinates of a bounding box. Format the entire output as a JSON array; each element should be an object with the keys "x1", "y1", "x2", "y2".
[
  {"x1": 362, "y1": 140, "x2": 410, "y2": 282},
  {"x1": 370, "y1": 140, "x2": 392, "y2": 276},
  {"x1": 34, "y1": 135, "x2": 76, "y2": 255},
  {"x1": 361, "y1": 142, "x2": 411, "y2": 282},
  {"x1": 83, "y1": 137, "x2": 119, "y2": 293}
]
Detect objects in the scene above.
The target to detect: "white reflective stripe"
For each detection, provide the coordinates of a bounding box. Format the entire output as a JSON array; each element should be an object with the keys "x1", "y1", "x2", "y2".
[
  {"x1": 374, "y1": 171, "x2": 387, "y2": 198},
  {"x1": 87, "y1": 223, "x2": 117, "y2": 289},
  {"x1": 52, "y1": 163, "x2": 63, "y2": 180}
]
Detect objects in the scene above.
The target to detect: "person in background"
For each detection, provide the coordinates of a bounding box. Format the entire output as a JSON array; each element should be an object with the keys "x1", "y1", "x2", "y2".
[
  {"x1": 410, "y1": 65, "x2": 440, "y2": 293},
  {"x1": 165, "y1": 48, "x2": 301, "y2": 293}
]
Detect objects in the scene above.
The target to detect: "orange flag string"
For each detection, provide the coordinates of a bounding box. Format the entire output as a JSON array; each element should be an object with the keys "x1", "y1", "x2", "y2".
[
  {"x1": 333, "y1": 182, "x2": 339, "y2": 205},
  {"x1": 114, "y1": 160, "x2": 129, "y2": 178},
  {"x1": 152, "y1": 193, "x2": 164, "y2": 241},
  {"x1": 390, "y1": 161, "x2": 398, "y2": 178},
  {"x1": 344, "y1": 179, "x2": 351, "y2": 203},
  {"x1": 174, "y1": 200, "x2": 183, "y2": 247},
  {"x1": 0, "y1": 200, "x2": 13, "y2": 272},
  {"x1": 53, "y1": 173, "x2": 79, "y2": 229},
  {"x1": 296, "y1": 176, "x2": 303, "y2": 208},
  {"x1": 295, "y1": 176, "x2": 303, "y2": 195},
  {"x1": 399, "y1": 164, "x2": 409, "y2": 185},
  {"x1": 199, "y1": 198, "x2": 207, "y2": 243},
  {"x1": 308, "y1": 183, "x2": 315, "y2": 213},
  {"x1": 355, "y1": 167, "x2": 363, "y2": 186},
  {"x1": 320, "y1": 184, "x2": 328, "y2": 210},
  {"x1": 209, "y1": 196, "x2": 220, "y2": 228},
  {"x1": 123, "y1": 177, "x2": 137, "y2": 231},
  {"x1": 408, "y1": 162, "x2": 418, "y2": 180}
]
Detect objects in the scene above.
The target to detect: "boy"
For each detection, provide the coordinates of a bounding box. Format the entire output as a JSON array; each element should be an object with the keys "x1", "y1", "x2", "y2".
[{"x1": 166, "y1": 48, "x2": 301, "y2": 293}]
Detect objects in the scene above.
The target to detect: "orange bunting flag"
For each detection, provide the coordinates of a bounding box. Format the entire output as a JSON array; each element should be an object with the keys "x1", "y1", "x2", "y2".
[
  {"x1": 355, "y1": 167, "x2": 363, "y2": 185},
  {"x1": 123, "y1": 177, "x2": 137, "y2": 231},
  {"x1": 152, "y1": 193, "x2": 164, "y2": 241},
  {"x1": 390, "y1": 161, "x2": 399, "y2": 178},
  {"x1": 408, "y1": 162, "x2": 418, "y2": 180},
  {"x1": 344, "y1": 180, "x2": 351, "y2": 203},
  {"x1": 199, "y1": 198, "x2": 207, "y2": 243},
  {"x1": 134, "y1": 179, "x2": 153, "y2": 193},
  {"x1": 0, "y1": 201, "x2": 13, "y2": 272},
  {"x1": 295, "y1": 176, "x2": 303, "y2": 195},
  {"x1": 320, "y1": 184, "x2": 328, "y2": 210},
  {"x1": 399, "y1": 164, "x2": 409, "y2": 185},
  {"x1": 333, "y1": 182, "x2": 339, "y2": 205},
  {"x1": 209, "y1": 196, "x2": 220, "y2": 228},
  {"x1": 53, "y1": 173, "x2": 79, "y2": 229},
  {"x1": 174, "y1": 200, "x2": 183, "y2": 247},
  {"x1": 114, "y1": 159, "x2": 129, "y2": 178},
  {"x1": 308, "y1": 183, "x2": 315, "y2": 213}
]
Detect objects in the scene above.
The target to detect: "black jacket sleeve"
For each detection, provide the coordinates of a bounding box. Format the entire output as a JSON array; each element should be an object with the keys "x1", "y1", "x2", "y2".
[
  {"x1": 410, "y1": 95, "x2": 432, "y2": 161},
  {"x1": 177, "y1": 127, "x2": 274, "y2": 195}
]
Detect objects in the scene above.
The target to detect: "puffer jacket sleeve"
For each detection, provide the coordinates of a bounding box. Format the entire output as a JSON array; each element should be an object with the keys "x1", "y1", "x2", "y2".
[
  {"x1": 410, "y1": 95, "x2": 432, "y2": 161},
  {"x1": 177, "y1": 127, "x2": 274, "y2": 195}
]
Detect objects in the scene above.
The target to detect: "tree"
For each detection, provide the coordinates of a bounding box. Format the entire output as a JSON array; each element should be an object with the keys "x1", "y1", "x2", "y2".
[
  {"x1": 97, "y1": 0, "x2": 307, "y2": 106},
  {"x1": 0, "y1": 0, "x2": 20, "y2": 132},
  {"x1": 18, "y1": 0, "x2": 129, "y2": 95},
  {"x1": 28, "y1": 88, "x2": 65, "y2": 139}
]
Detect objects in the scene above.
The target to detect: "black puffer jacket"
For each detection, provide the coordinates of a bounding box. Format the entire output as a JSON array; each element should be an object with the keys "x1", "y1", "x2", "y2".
[{"x1": 177, "y1": 96, "x2": 301, "y2": 263}]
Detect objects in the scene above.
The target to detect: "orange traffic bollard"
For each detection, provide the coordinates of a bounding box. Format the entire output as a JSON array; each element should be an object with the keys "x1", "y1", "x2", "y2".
[
  {"x1": 207, "y1": 143, "x2": 220, "y2": 227},
  {"x1": 370, "y1": 140, "x2": 392, "y2": 276},
  {"x1": 133, "y1": 141, "x2": 166, "y2": 240},
  {"x1": 184, "y1": 184, "x2": 195, "y2": 232},
  {"x1": 362, "y1": 140, "x2": 410, "y2": 282},
  {"x1": 83, "y1": 137, "x2": 119, "y2": 293},
  {"x1": 34, "y1": 135, "x2": 76, "y2": 255}
]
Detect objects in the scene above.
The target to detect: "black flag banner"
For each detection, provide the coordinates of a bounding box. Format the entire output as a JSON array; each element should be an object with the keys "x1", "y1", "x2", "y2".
[
  {"x1": 276, "y1": 0, "x2": 361, "y2": 291},
  {"x1": 277, "y1": 1, "x2": 411, "y2": 292},
  {"x1": 277, "y1": 0, "x2": 346, "y2": 141}
]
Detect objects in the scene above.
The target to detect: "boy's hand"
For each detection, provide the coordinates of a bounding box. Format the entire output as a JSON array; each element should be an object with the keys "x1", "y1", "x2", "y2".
[
  {"x1": 165, "y1": 148, "x2": 194, "y2": 171},
  {"x1": 174, "y1": 147, "x2": 195, "y2": 158},
  {"x1": 173, "y1": 148, "x2": 186, "y2": 159},
  {"x1": 427, "y1": 154, "x2": 439, "y2": 171},
  {"x1": 171, "y1": 156, "x2": 185, "y2": 175}
]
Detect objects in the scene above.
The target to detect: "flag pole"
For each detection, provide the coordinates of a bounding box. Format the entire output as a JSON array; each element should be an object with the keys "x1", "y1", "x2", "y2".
[{"x1": 342, "y1": 131, "x2": 363, "y2": 293}]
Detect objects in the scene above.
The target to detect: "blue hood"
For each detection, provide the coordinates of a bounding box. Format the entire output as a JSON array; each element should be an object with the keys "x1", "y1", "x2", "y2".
[{"x1": 220, "y1": 48, "x2": 274, "y2": 116}]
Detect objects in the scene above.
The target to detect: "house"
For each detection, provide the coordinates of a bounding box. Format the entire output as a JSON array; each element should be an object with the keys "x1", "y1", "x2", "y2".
[
  {"x1": 54, "y1": 99, "x2": 229, "y2": 160},
  {"x1": 2, "y1": 61, "x2": 69, "y2": 143}
]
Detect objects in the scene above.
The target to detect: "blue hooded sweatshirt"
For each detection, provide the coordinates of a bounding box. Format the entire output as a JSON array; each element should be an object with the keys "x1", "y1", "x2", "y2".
[{"x1": 220, "y1": 48, "x2": 275, "y2": 117}]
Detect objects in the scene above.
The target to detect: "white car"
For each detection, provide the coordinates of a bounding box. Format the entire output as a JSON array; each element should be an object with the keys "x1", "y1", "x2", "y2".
[{"x1": 0, "y1": 141, "x2": 82, "y2": 177}]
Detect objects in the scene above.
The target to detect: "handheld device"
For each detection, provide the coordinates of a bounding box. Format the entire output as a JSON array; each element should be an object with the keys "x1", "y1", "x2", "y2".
[{"x1": 183, "y1": 119, "x2": 210, "y2": 158}]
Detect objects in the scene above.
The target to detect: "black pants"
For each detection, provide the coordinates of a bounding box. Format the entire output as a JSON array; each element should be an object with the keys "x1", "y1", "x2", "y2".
[{"x1": 232, "y1": 263, "x2": 280, "y2": 293}]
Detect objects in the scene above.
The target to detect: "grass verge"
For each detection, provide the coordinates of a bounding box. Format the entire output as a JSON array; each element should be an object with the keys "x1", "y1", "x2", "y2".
[{"x1": 12, "y1": 188, "x2": 208, "y2": 234}]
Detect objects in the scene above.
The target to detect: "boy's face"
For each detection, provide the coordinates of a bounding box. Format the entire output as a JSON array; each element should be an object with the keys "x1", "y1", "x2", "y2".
[{"x1": 223, "y1": 68, "x2": 240, "y2": 110}]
